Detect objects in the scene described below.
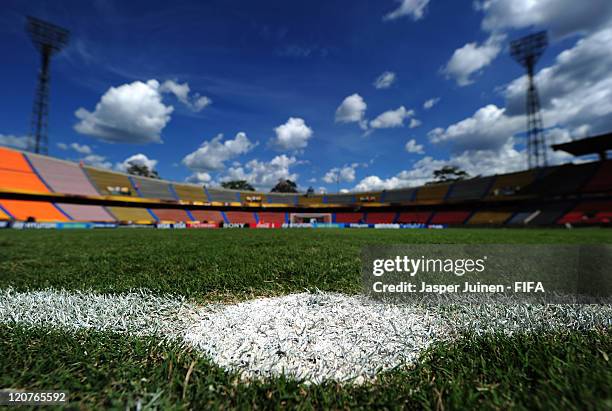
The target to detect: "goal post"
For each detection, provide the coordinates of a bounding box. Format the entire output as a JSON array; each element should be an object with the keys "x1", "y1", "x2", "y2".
[{"x1": 290, "y1": 213, "x2": 332, "y2": 224}]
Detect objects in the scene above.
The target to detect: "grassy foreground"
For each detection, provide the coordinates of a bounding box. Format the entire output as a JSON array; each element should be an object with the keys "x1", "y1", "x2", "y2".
[
  {"x1": 0, "y1": 325, "x2": 609, "y2": 410},
  {"x1": 0, "y1": 228, "x2": 611, "y2": 409},
  {"x1": 1, "y1": 228, "x2": 610, "y2": 302}
]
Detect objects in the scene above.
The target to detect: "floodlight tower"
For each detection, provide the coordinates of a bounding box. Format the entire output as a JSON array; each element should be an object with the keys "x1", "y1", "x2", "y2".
[
  {"x1": 510, "y1": 31, "x2": 548, "y2": 169},
  {"x1": 26, "y1": 16, "x2": 70, "y2": 154}
]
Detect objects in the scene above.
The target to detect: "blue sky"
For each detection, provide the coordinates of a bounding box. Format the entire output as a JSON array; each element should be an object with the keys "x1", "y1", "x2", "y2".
[{"x1": 1, "y1": 0, "x2": 612, "y2": 192}]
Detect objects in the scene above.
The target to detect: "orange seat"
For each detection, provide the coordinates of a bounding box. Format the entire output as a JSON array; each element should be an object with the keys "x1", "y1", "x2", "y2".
[
  {"x1": 0, "y1": 200, "x2": 69, "y2": 222},
  {"x1": 0, "y1": 148, "x2": 50, "y2": 193}
]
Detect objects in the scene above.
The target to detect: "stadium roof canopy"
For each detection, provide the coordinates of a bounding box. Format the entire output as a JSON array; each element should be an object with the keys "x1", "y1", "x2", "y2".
[{"x1": 552, "y1": 131, "x2": 612, "y2": 160}]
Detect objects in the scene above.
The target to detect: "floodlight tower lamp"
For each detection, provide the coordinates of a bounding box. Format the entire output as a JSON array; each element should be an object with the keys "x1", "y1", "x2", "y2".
[
  {"x1": 510, "y1": 31, "x2": 549, "y2": 169},
  {"x1": 26, "y1": 16, "x2": 70, "y2": 155}
]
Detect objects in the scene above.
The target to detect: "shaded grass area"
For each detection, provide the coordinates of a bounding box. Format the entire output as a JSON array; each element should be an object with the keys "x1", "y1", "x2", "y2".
[
  {"x1": 0, "y1": 228, "x2": 610, "y2": 302},
  {"x1": 1, "y1": 324, "x2": 610, "y2": 410}
]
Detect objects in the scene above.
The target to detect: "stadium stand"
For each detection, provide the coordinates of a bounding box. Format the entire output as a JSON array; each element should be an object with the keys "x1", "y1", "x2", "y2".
[
  {"x1": 224, "y1": 211, "x2": 257, "y2": 225},
  {"x1": 506, "y1": 211, "x2": 538, "y2": 225},
  {"x1": 206, "y1": 188, "x2": 240, "y2": 203},
  {"x1": 298, "y1": 194, "x2": 325, "y2": 205},
  {"x1": 106, "y1": 207, "x2": 155, "y2": 223},
  {"x1": 396, "y1": 211, "x2": 431, "y2": 224},
  {"x1": 415, "y1": 183, "x2": 451, "y2": 203},
  {"x1": 467, "y1": 211, "x2": 513, "y2": 225},
  {"x1": 1, "y1": 145, "x2": 610, "y2": 226},
  {"x1": 334, "y1": 212, "x2": 364, "y2": 223},
  {"x1": 150, "y1": 209, "x2": 192, "y2": 222},
  {"x1": 0, "y1": 147, "x2": 69, "y2": 221},
  {"x1": 356, "y1": 192, "x2": 382, "y2": 203},
  {"x1": 486, "y1": 170, "x2": 537, "y2": 197},
  {"x1": 365, "y1": 212, "x2": 396, "y2": 224},
  {"x1": 26, "y1": 153, "x2": 115, "y2": 221},
  {"x1": 447, "y1": 177, "x2": 495, "y2": 201},
  {"x1": 258, "y1": 212, "x2": 287, "y2": 224},
  {"x1": 558, "y1": 200, "x2": 612, "y2": 224},
  {"x1": 84, "y1": 166, "x2": 137, "y2": 196},
  {"x1": 520, "y1": 163, "x2": 600, "y2": 196},
  {"x1": 173, "y1": 184, "x2": 208, "y2": 202},
  {"x1": 383, "y1": 188, "x2": 417, "y2": 203},
  {"x1": 528, "y1": 202, "x2": 575, "y2": 225},
  {"x1": 189, "y1": 210, "x2": 224, "y2": 223},
  {"x1": 130, "y1": 176, "x2": 175, "y2": 200},
  {"x1": 583, "y1": 160, "x2": 612, "y2": 193},
  {"x1": 326, "y1": 193, "x2": 356, "y2": 204},
  {"x1": 266, "y1": 193, "x2": 298, "y2": 205},
  {"x1": 429, "y1": 211, "x2": 471, "y2": 225}
]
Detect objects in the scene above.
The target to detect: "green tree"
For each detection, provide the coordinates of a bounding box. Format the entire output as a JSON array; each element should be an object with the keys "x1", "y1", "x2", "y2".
[
  {"x1": 429, "y1": 165, "x2": 470, "y2": 184},
  {"x1": 126, "y1": 162, "x2": 160, "y2": 179},
  {"x1": 221, "y1": 180, "x2": 255, "y2": 191},
  {"x1": 271, "y1": 179, "x2": 298, "y2": 193}
]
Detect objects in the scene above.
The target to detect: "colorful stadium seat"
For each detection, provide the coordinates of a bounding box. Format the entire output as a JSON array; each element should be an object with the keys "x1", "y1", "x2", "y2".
[
  {"x1": 415, "y1": 183, "x2": 451, "y2": 203},
  {"x1": 207, "y1": 188, "x2": 241, "y2": 202},
  {"x1": 173, "y1": 184, "x2": 208, "y2": 202},
  {"x1": 189, "y1": 210, "x2": 224, "y2": 222},
  {"x1": 583, "y1": 161, "x2": 612, "y2": 193},
  {"x1": 258, "y1": 212, "x2": 286, "y2": 224},
  {"x1": 84, "y1": 166, "x2": 136, "y2": 196},
  {"x1": 130, "y1": 176, "x2": 175, "y2": 200},
  {"x1": 150, "y1": 209, "x2": 192, "y2": 222},
  {"x1": 558, "y1": 201, "x2": 612, "y2": 224},
  {"x1": 467, "y1": 211, "x2": 513, "y2": 225},
  {"x1": 0, "y1": 147, "x2": 70, "y2": 221},
  {"x1": 486, "y1": 170, "x2": 537, "y2": 197},
  {"x1": 27, "y1": 153, "x2": 115, "y2": 221},
  {"x1": 224, "y1": 211, "x2": 257, "y2": 225},
  {"x1": 365, "y1": 212, "x2": 396, "y2": 224},
  {"x1": 334, "y1": 212, "x2": 364, "y2": 223},
  {"x1": 447, "y1": 177, "x2": 495, "y2": 201},
  {"x1": 106, "y1": 207, "x2": 155, "y2": 222},
  {"x1": 429, "y1": 211, "x2": 471, "y2": 225},
  {"x1": 383, "y1": 188, "x2": 417, "y2": 203},
  {"x1": 396, "y1": 211, "x2": 431, "y2": 224}
]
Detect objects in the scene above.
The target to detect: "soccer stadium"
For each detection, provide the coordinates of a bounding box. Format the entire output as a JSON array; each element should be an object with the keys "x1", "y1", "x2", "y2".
[{"x1": 1, "y1": 1, "x2": 612, "y2": 410}]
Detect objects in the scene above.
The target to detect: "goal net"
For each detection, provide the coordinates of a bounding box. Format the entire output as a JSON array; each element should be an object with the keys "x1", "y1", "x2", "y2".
[{"x1": 289, "y1": 213, "x2": 332, "y2": 224}]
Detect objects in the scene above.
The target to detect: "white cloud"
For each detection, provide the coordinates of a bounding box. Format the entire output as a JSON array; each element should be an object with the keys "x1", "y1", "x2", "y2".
[
  {"x1": 428, "y1": 104, "x2": 523, "y2": 151},
  {"x1": 186, "y1": 172, "x2": 212, "y2": 184},
  {"x1": 74, "y1": 80, "x2": 173, "y2": 144},
  {"x1": 405, "y1": 139, "x2": 424, "y2": 154},
  {"x1": 335, "y1": 94, "x2": 367, "y2": 129},
  {"x1": 270, "y1": 117, "x2": 313, "y2": 151},
  {"x1": 159, "y1": 80, "x2": 211, "y2": 112},
  {"x1": 383, "y1": 0, "x2": 431, "y2": 21},
  {"x1": 370, "y1": 106, "x2": 415, "y2": 129},
  {"x1": 57, "y1": 142, "x2": 92, "y2": 155},
  {"x1": 0, "y1": 134, "x2": 32, "y2": 150},
  {"x1": 182, "y1": 132, "x2": 256, "y2": 171},
  {"x1": 442, "y1": 34, "x2": 506, "y2": 86},
  {"x1": 373, "y1": 71, "x2": 397, "y2": 89},
  {"x1": 476, "y1": 0, "x2": 612, "y2": 39},
  {"x1": 222, "y1": 155, "x2": 298, "y2": 189},
  {"x1": 423, "y1": 97, "x2": 440, "y2": 109},
  {"x1": 81, "y1": 154, "x2": 112, "y2": 169},
  {"x1": 323, "y1": 163, "x2": 359, "y2": 184},
  {"x1": 409, "y1": 118, "x2": 422, "y2": 128},
  {"x1": 116, "y1": 153, "x2": 158, "y2": 173},
  {"x1": 504, "y1": 26, "x2": 612, "y2": 136},
  {"x1": 433, "y1": 24, "x2": 612, "y2": 158}
]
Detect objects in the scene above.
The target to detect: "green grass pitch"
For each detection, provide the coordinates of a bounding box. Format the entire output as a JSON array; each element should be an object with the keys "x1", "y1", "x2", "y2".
[{"x1": 0, "y1": 228, "x2": 611, "y2": 409}]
